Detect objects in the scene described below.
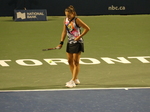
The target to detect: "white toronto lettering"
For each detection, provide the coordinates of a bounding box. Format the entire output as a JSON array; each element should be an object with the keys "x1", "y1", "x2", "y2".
[
  {"x1": 101, "y1": 57, "x2": 131, "y2": 64},
  {"x1": 128, "y1": 56, "x2": 150, "y2": 63},
  {"x1": 0, "y1": 60, "x2": 11, "y2": 67},
  {"x1": 44, "y1": 58, "x2": 68, "y2": 65},
  {"x1": 1, "y1": 56, "x2": 150, "y2": 67},
  {"x1": 16, "y1": 59, "x2": 43, "y2": 66},
  {"x1": 80, "y1": 58, "x2": 100, "y2": 65}
]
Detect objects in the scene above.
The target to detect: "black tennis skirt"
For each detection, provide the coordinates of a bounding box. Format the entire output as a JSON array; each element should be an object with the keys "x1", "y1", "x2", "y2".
[{"x1": 66, "y1": 42, "x2": 84, "y2": 53}]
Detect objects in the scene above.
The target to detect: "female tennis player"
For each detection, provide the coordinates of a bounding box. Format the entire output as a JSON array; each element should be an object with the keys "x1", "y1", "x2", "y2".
[{"x1": 57, "y1": 5, "x2": 90, "y2": 88}]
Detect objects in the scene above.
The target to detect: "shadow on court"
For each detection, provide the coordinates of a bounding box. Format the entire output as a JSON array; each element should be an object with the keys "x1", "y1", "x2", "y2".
[{"x1": 0, "y1": 88, "x2": 150, "y2": 112}]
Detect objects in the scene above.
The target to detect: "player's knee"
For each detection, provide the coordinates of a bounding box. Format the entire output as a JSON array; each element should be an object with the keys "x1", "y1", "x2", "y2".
[
  {"x1": 68, "y1": 59, "x2": 73, "y2": 65},
  {"x1": 73, "y1": 60, "x2": 79, "y2": 66}
]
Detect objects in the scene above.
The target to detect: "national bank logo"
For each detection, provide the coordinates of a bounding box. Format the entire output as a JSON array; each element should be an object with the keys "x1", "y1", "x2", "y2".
[
  {"x1": 14, "y1": 10, "x2": 47, "y2": 21},
  {"x1": 17, "y1": 12, "x2": 26, "y2": 19}
]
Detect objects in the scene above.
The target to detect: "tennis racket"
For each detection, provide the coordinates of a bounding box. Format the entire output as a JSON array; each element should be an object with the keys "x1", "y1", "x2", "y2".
[{"x1": 42, "y1": 47, "x2": 60, "y2": 51}]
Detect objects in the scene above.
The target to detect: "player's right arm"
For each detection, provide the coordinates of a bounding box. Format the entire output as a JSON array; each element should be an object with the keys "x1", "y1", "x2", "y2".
[
  {"x1": 61, "y1": 24, "x2": 67, "y2": 42},
  {"x1": 57, "y1": 19, "x2": 67, "y2": 49}
]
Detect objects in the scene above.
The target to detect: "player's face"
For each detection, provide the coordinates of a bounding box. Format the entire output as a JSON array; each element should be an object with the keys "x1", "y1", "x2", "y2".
[{"x1": 65, "y1": 12, "x2": 74, "y2": 21}]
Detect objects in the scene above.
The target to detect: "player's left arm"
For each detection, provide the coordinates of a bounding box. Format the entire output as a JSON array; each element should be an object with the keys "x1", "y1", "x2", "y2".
[{"x1": 74, "y1": 18, "x2": 90, "y2": 41}]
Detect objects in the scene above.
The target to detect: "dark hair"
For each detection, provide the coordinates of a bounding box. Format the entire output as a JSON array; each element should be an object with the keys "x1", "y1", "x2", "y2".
[{"x1": 65, "y1": 5, "x2": 77, "y2": 16}]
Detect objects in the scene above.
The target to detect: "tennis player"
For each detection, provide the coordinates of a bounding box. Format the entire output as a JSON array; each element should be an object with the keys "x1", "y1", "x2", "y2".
[{"x1": 57, "y1": 5, "x2": 90, "y2": 88}]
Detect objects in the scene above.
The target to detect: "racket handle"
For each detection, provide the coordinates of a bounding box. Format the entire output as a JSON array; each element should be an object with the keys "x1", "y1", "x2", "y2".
[{"x1": 42, "y1": 49, "x2": 48, "y2": 51}]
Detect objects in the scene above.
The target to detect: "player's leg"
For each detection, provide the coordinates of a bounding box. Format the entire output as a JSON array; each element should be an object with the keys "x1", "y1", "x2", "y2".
[
  {"x1": 72, "y1": 52, "x2": 81, "y2": 81},
  {"x1": 66, "y1": 52, "x2": 81, "y2": 87},
  {"x1": 66, "y1": 53, "x2": 76, "y2": 87},
  {"x1": 66, "y1": 53, "x2": 74, "y2": 76}
]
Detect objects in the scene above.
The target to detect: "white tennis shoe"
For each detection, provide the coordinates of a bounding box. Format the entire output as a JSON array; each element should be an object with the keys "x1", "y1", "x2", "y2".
[
  {"x1": 74, "y1": 79, "x2": 80, "y2": 85},
  {"x1": 65, "y1": 80, "x2": 76, "y2": 88}
]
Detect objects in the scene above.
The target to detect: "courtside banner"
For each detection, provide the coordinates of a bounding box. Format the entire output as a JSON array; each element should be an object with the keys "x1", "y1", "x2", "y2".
[{"x1": 14, "y1": 9, "x2": 47, "y2": 21}]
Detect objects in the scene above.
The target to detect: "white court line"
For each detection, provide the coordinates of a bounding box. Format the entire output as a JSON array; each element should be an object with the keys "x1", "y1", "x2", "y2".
[{"x1": 0, "y1": 87, "x2": 150, "y2": 93}]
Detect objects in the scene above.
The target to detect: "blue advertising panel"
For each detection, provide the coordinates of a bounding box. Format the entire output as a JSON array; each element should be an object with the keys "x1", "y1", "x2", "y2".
[{"x1": 14, "y1": 9, "x2": 47, "y2": 21}]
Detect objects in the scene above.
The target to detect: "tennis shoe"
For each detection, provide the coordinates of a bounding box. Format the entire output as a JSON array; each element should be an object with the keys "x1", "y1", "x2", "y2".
[
  {"x1": 66, "y1": 81, "x2": 70, "y2": 85},
  {"x1": 65, "y1": 80, "x2": 76, "y2": 88},
  {"x1": 74, "y1": 79, "x2": 80, "y2": 85}
]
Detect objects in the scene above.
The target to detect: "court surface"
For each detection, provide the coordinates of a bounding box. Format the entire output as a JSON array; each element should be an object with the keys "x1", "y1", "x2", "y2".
[
  {"x1": 0, "y1": 15, "x2": 150, "y2": 111},
  {"x1": 0, "y1": 88, "x2": 150, "y2": 112}
]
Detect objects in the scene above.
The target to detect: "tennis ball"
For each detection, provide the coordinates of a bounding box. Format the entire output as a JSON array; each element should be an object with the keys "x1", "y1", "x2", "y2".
[{"x1": 49, "y1": 60, "x2": 52, "y2": 63}]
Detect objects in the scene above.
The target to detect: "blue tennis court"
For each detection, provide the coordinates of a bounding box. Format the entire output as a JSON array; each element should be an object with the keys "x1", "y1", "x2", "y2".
[{"x1": 0, "y1": 88, "x2": 150, "y2": 112}]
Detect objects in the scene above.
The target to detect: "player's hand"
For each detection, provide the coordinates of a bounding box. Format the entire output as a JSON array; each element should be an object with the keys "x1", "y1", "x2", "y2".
[
  {"x1": 74, "y1": 36, "x2": 80, "y2": 41},
  {"x1": 56, "y1": 44, "x2": 62, "y2": 49}
]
